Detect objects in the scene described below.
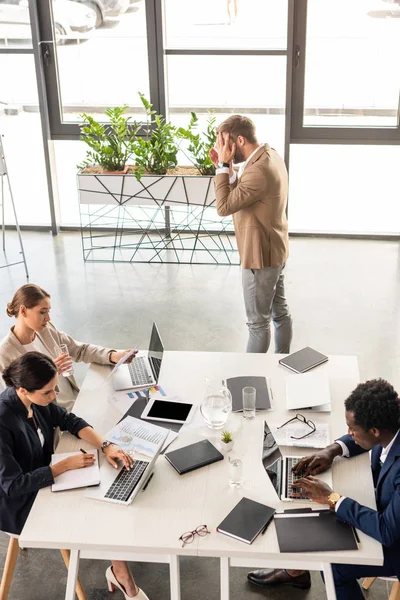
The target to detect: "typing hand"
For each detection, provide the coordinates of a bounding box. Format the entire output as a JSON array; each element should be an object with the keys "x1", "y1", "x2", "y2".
[
  {"x1": 292, "y1": 476, "x2": 333, "y2": 504},
  {"x1": 103, "y1": 445, "x2": 135, "y2": 471},
  {"x1": 292, "y1": 449, "x2": 335, "y2": 477},
  {"x1": 54, "y1": 352, "x2": 73, "y2": 375}
]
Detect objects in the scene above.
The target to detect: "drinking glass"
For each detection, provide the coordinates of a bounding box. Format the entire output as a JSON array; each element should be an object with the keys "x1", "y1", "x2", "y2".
[
  {"x1": 242, "y1": 386, "x2": 256, "y2": 419},
  {"x1": 54, "y1": 343, "x2": 74, "y2": 377},
  {"x1": 228, "y1": 456, "x2": 243, "y2": 488}
]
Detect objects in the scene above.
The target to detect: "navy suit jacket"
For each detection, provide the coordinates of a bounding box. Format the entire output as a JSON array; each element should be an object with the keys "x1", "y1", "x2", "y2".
[
  {"x1": 336, "y1": 432, "x2": 400, "y2": 568},
  {"x1": 0, "y1": 387, "x2": 89, "y2": 535}
]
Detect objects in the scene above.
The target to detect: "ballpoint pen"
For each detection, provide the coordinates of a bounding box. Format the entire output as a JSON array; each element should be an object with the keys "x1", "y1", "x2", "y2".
[
  {"x1": 143, "y1": 472, "x2": 154, "y2": 491},
  {"x1": 80, "y1": 448, "x2": 87, "y2": 454}
]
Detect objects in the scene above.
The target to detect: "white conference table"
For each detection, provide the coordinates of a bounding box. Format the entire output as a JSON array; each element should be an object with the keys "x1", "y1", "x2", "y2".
[{"x1": 19, "y1": 351, "x2": 383, "y2": 600}]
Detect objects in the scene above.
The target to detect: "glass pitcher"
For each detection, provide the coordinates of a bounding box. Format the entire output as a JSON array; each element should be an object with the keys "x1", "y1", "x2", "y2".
[{"x1": 200, "y1": 378, "x2": 232, "y2": 429}]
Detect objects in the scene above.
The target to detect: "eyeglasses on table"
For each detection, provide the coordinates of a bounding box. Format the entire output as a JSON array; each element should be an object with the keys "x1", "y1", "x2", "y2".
[
  {"x1": 179, "y1": 525, "x2": 210, "y2": 548},
  {"x1": 277, "y1": 413, "x2": 316, "y2": 439}
]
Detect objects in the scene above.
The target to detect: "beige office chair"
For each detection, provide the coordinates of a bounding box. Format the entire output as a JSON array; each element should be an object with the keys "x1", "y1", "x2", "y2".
[
  {"x1": 0, "y1": 537, "x2": 86, "y2": 600},
  {"x1": 362, "y1": 577, "x2": 400, "y2": 600}
]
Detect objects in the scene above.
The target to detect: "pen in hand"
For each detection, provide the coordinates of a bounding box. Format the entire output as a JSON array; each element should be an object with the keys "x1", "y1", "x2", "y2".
[{"x1": 80, "y1": 448, "x2": 87, "y2": 454}]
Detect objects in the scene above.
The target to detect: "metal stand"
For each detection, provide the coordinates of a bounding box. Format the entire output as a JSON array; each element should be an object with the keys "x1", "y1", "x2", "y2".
[{"x1": 0, "y1": 135, "x2": 29, "y2": 278}]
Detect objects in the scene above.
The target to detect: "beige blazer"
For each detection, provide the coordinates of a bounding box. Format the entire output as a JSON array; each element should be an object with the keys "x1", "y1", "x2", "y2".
[
  {"x1": 215, "y1": 144, "x2": 289, "y2": 269},
  {"x1": 0, "y1": 322, "x2": 114, "y2": 393}
]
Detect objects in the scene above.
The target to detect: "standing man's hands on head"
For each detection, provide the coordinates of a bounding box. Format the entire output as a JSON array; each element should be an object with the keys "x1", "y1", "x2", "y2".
[{"x1": 210, "y1": 133, "x2": 236, "y2": 178}]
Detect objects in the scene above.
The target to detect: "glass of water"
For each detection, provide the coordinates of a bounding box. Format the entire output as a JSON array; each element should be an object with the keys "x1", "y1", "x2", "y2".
[
  {"x1": 54, "y1": 344, "x2": 74, "y2": 377},
  {"x1": 228, "y1": 456, "x2": 243, "y2": 488},
  {"x1": 242, "y1": 386, "x2": 256, "y2": 419}
]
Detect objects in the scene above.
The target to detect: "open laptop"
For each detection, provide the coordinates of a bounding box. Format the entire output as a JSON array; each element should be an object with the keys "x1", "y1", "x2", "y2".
[
  {"x1": 85, "y1": 429, "x2": 168, "y2": 505},
  {"x1": 262, "y1": 421, "x2": 332, "y2": 502},
  {"x1": 113, "y1": 322, "x2": 164, "y2": 391}
]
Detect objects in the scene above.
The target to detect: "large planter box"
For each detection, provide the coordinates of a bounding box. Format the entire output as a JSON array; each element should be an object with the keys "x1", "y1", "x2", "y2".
[{"x1": 77, "y1": 172, "x2": 239, "y2": 265}]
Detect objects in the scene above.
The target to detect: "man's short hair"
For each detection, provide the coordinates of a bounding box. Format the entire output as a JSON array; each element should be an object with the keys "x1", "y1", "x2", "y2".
[
  {"x1": 345, "y1": 379, "x2": 400, "y2": 433},
  {"x1": 217, "y1": 115, "x2": 257, "y2": 144}
]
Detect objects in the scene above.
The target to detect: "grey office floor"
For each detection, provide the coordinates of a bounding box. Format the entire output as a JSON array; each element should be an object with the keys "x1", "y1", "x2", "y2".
[{"x1": 0, "y1": 230, "x2": 399, "y2": 600}]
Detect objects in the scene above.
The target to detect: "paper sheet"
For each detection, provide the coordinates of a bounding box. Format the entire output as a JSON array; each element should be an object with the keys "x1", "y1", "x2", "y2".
[
  {"x1": 270, "y1": 422, "x2": 330, "y2": 448},
  {"x1": 106, "y1": 416, "x2": 173, "y2": 457},
  {"x1": 106, "y1": 347, "x2": 137, "y2": 380},
  {"x1": 285, "y1": 373, "x2": 331, "y2": 411},
  {"x1": 51, "y1": 451, "x2": 100, "y2": 491}
]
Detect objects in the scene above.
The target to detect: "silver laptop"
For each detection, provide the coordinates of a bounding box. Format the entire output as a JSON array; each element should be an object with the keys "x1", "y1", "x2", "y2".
[
  {"x1": 85, "y1": 429, "x2": 168, "y2": 505},
  {"x1": 262, "y1": 421, "x2": 332, "y2": 502},
  {"x1": 113, "y1": 322, "x2": 164, "y2": 391}
]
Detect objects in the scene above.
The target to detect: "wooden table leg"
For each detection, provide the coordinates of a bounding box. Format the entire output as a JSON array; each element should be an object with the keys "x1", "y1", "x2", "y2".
[
  {"x1": 362, "y1": 577, "x2": 377, "y2": 590},
  {"x1": 389, "y1": 581, "x2": 400, "y2": 600},
  {"x1": 0, "y1": 537, "x2": 19, "y2": 600},
  {"x1": 220, "y1": 557, "x2": 230, "y2": 600},
  {"x1": 169, "y1": 555, "x2": 181, "y2": 600},
  {"x1": 62, "y1": 549, "x2": 81, "y2": 600},
  {"x1": 322, "y1": 563, "x2": 337, "y2": 600}
]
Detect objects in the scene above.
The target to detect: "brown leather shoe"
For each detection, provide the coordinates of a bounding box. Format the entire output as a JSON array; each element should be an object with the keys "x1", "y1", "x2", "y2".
[{"x1": 247, "y1": 568, "x2": 311, "y2": 589}]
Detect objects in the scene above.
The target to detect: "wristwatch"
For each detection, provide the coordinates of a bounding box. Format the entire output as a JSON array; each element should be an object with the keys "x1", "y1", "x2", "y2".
[
  {"x1": 328, "y1": 492, "x2": 341, "y2": 510},
  {"x1": 101, "y1": 440, "x2": 114, "y2": 454},
  {"x1": 217, "y1": 161, "x2": 230, "y2": 169}
]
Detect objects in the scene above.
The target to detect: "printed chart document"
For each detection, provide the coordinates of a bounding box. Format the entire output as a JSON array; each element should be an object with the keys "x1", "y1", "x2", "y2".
[
  {"x1": 285, "y1": 372, "x2": 331, "y2": 412},
  {"x1": 51, "y1": 450, "x2": 100, "y2": 492},
  {"x1": 269, "y1": 422, "x2": 330, "y2": 448},
  {"x1": 106, "y1": 416, "x2": 178, "y2": 456}
]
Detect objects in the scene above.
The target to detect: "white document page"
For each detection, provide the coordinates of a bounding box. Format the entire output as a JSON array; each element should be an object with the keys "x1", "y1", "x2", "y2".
[
  {"x1": 270, "y1": 422, "x2": 330, "y2": 448},
  {"x1": 106, "y1": 347, "x2": 137, "y2": 380},
  {"x1": 51, "y1": 450, "x2": 100, "y2": 492},
  {"x1": 285, "y1": 373, "x2": 331, "y2": 411},
  {"x1": 106, "y1": 416, "x2": 171, "y2": 458}
]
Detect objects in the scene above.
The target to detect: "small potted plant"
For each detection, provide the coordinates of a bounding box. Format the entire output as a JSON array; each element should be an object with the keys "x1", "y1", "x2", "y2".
[{"x1": 221, "y1": 430, "x2": 234, "y2": 452}]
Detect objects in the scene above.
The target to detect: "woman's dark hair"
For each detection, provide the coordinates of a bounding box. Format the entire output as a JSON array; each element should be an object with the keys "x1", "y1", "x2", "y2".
[
  {"x1": 3, "y1": 352, "x2": 57, "y2": 392},
  {"x1": 345, "y1": 378, "x2": 400, "y2": 433},
  {"x1": 7, "y1": 284, "x2": 50, "y2": 318}
]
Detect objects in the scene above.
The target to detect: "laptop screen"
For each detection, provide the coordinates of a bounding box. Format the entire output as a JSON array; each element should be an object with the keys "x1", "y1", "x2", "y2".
[
  {"x1": 262, "y1": 421, "x2": 284, "y2": 498},
  {"x1": 148, "y1": 322, "x2": 164, "y2": 380}
]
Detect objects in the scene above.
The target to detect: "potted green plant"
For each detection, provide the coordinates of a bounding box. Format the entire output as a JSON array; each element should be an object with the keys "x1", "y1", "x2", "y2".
[
  {"x1": 221, "y1": 430, "x2": 234, "y2": 452},
  {"x1": 78, "y1": 106, "x2": 141, "y2": 174},
  {"x1": 177, "y1": 111, "x2": 217, "y2": 176}
]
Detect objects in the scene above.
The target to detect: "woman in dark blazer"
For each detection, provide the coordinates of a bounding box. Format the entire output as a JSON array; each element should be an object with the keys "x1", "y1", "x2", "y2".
[{"x1": 0, "y1": 351, "x2": 149, "y2": 600}]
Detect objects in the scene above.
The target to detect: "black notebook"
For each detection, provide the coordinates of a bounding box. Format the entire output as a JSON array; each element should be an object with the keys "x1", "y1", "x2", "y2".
[
  {"x1": 217, "y1": 497, "x2": 275, "y2": 544},
  {"x1": 164, "y1": 439, "x2": 224, "y2": 474},
  {"x1": 279, "y1": 347, "x2": 328, "y2": 374},
  {"x1": 226, "y1": 376, "x2": 271, "y2": 412},
  {"x1": 274, "y1": 509, "x2": 358, "y2": 552}
]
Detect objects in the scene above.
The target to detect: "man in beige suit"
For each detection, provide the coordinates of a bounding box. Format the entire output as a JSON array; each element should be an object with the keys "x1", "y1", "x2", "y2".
[{"x1": 211, "y1": 115, "x2": 292, "y2": 353}]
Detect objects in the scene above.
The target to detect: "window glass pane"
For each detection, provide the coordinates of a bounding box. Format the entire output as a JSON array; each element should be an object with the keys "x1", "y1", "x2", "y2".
[
  {"x1": 304, "y1": 0, "x2": 400, "y2": 128},
  {"x1": 289, "y1": 145, "x2": 400, "y2": 234},
  {"x1": 0, "y1": 55, "x2": 50, "y2": 225},
  {"x1": 167, "y1": 55, "x2": 286, "y2": 156},
  {"x1": 0, "y1": 0, "x2": 32, "y2": 48},
  {"x1": 163, "y1": 0, "x2": 287, "y2": 49},
  {"x1": 53, "y1": 2, "x2": 149, "y2": 122}
]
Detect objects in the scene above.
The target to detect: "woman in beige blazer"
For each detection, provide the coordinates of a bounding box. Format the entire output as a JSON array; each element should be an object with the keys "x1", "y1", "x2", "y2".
[{"x1": 0, "y1": 284, "x2": 134, "y2": 411}]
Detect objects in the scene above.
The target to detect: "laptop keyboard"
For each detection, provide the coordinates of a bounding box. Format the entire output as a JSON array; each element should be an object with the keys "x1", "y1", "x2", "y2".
[
  {"x1": 104, "y1": 460, "x2": 148, "y2": 502},
  {"x1": 128, "y1": 357, "x2": 153, "y2": 386},
  {"x1": 286, "y1": 457, "x2": 308, "y2": 500}
]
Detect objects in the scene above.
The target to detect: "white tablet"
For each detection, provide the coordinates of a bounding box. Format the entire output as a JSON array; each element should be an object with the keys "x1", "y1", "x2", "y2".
[{"x1": 141, "y1": 398, "x2": 196, "y2": 424}]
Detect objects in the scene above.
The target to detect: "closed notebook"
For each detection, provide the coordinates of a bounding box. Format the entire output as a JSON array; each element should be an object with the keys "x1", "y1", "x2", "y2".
[
  {"x1": 226, "y1": 376, "x2": 271, "y2": 412},
  {"x1": 164, "y1": 439, "x2": 223, "y2": 474},
  {"x1": 279, "y1": 347, "x2": 328, "y2": 374},
  {"x1": 274, "y1": 510, "x2": 358, "y2": 552},
  {"x1": 51, "y1": 450, "x2": 100, "y2": 492},
  {"x1": 217, "y1": 497, "x2": 275, "y2": 544}
]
